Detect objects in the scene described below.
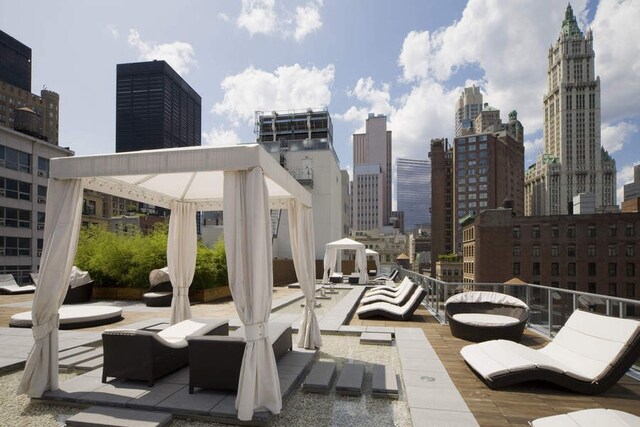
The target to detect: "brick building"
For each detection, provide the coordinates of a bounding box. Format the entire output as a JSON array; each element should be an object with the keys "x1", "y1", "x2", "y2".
[{"x1": 462, "y1": 208, "x2": 639, "y2": 299}]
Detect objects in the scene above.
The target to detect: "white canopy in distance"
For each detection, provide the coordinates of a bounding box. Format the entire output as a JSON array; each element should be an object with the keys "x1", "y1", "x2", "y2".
[{"x1": 322, "y1": 238, "x2": 368, "y2": 284}]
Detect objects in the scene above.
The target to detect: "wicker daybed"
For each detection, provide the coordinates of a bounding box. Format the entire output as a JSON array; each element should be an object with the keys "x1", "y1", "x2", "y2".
[{"x1": 445, "y1": 291, "x2": 529, "y2": 342}]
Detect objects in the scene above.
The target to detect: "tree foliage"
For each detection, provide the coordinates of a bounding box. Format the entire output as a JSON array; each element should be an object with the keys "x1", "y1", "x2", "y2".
[{"x1": 75, "y1": 224, "x2": 227, "y2": 289}]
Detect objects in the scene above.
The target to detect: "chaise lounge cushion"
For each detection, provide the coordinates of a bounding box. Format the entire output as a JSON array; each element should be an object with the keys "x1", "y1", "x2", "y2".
[
  {"x1": 461, "y1": 309, "x2": 640, "y2": 393},
  {"x1": 530, "y1": 409, "x2": 640, "y2": 427},
  {"x1": 365, "y1": 277, "x2": 412, "y2": 298},
  {"x1": 356, "y1": 287, "x2": 426, "y2": 321},
  {"x1": 361, "y1": 280, "x2": 417, "y2": 305}
]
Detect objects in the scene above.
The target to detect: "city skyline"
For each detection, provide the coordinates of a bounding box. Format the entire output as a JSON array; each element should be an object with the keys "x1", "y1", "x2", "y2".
[{"x1": 1, "y1": 1, "x2": 638, "y2": 205}]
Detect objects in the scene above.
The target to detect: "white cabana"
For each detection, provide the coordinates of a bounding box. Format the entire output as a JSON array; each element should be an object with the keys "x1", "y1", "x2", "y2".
[
  {"x1": 322, "y1": 238, "x2": 368, "y2": 284},
  {"x1": 17, "y1": 144, "x2": 318, "y2": 421},
  {"x1": 365, "y1": 248, "x2": 380, "y2": 274}
]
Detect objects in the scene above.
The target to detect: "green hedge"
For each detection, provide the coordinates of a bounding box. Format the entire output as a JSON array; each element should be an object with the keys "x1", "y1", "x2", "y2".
[{"x1": 75, "y1": 224, "x2": 227, "y2": 290}]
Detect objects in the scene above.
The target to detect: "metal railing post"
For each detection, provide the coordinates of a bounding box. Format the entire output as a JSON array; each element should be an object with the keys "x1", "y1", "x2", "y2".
[{"x1": 547, "y1": 288, "x2": 553, "y2": 338}]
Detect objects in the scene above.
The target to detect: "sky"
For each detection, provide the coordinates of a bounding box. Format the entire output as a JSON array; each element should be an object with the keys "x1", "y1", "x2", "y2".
[{"x1": 1, "y1": 0, "x2": 639, "y2": 205}]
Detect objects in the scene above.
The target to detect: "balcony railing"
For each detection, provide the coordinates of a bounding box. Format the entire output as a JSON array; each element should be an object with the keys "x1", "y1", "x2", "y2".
[{"x1": 398, "y1": 268, "x2": 640, "y2": 376}]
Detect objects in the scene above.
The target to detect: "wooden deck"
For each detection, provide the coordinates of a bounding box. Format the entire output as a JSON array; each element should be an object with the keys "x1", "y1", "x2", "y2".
[{"x1": 349, "y1": 307, "x2": 640, "y2": 426}]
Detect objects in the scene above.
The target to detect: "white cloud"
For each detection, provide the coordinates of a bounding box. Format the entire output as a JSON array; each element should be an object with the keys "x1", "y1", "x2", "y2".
[
  {"x1": 237, "y1": 0, "x2": 276, "y2": 37},
  {"x1": 218, "y1": 12, "x2": 230, "y2": 22},
  {"x1": 212, "y1": 64, "x2": 335, "y2": 125},
  {"x1": 601, "y1": 121, "x2": 638, "y2": 154},
  {"x1": 107, "y1": 24, "x2": 119, "y2": 39},
  {"x1": 127, "y1": 29, "x2": 196, "y2": 76},
  {"x1": 236, "y1": 0, "x2": 323, "y2": 41},
  {"x1": 616, "y1": 161, "x2": 640, "y2": 206},
  {"x1": 203, "y1": 127, "x2": 243, "y2": 147},
  {"x1": 398, "y1": 30, "x2": 431, "y2": 82},
  {"x1": 294, "y1": 1, "x2": 323, "y2": 41},
  {"x1": 592, "y1": 0, "x2": 640, "y2": 124}
]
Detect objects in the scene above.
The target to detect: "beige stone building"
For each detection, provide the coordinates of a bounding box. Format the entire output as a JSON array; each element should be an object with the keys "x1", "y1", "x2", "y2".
[{"x1": 525, "y1": 5, "x2": 616, "y2": 215}]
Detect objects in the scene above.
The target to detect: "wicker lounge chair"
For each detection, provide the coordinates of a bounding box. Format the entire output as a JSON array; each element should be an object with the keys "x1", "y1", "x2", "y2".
[
  {"x1": 102, "y1": 318, "x2": 229, "y2": 386},
  {"x1": 187, "y1": 321, "x2": 292, "y2": 393},
  {"x1": 356, "y1": 287, "x2": 426, "y2": 321},
  {"x1": 0, "y1": 274, "x2": 36, "y2": 295},
  {"x1": 361, "y1": 280, "x2": 417, "y2": 305},
  {"x1": 143, "y1": 267, "x2": 173, "y2": 307},
  {"x1": 31, "y1": 266, "x2": 94, "y2": 304},
  {"x1": 445, "y1": 291, "x2": 529, "y2": 342},
  {"x1": 460, "y1": 309, "x2": 640, "y2": 394},
  {"x1": 370, "y1": 269, "x2": 398, "y2": 283}
]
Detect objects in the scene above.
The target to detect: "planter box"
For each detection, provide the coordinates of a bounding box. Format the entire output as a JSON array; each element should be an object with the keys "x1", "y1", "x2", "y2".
[
  {"x1": 93, "y1": 285, "x2": 230, "y2": 303},
  {"x1": 93, "y1": 287, "x2": 144, "y2": 300},
  {"x1": 190, "y1": 285, "x2": 231, "y2": 303}
]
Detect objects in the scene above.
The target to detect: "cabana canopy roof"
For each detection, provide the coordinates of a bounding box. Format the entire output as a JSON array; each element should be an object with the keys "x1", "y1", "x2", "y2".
[
  {"x1": 50, "y1": 144, "x2": 311, "y2": 210},
  {"x1": 325, "y1": 237, "x2": 365, "y2": 249}
]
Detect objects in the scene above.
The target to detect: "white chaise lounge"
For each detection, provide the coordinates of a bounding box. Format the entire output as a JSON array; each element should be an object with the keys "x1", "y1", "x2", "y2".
[
  {"x1": 530, "y1": 408, "x2": 640, "y2": 427},
  {"x1": 361, "y1": 279, "x2": 417, "y2": 305},
  {"x1": 0, "y1": 274, "x2": 36, "y2": 295},
  {"x1": 357, "y1": 286, "x2": 426, "y2": 321},
  {"x1": 460, "y1": 309, "x2": 640, "y2": 394},
  {"x1": 365, "y1": 276, "x2": 412, "y2": 298}
]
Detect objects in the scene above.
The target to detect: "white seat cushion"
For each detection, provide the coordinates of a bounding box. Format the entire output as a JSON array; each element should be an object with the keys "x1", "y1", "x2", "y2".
[
  {"x1": 452, "y1": 313, "x2": 520, "y2": 327},
  {"x1": 445, "y1": 291, "x2": 528, "y2": 309},
  {"x1": 157, "y1": 318, "x2": 226, "y2": 345},
  {"x1": 531, "y1": 408, "x2": 640, "y2": 427}
]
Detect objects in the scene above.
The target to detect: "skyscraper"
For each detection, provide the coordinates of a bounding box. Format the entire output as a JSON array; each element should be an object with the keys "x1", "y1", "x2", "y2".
[
  {"x1": 352, "y1": 114, "x2": 392, "y2": 230},
  {"x1": 429, "y1": 137, "x2": 453, "y2": 276},
  {"x1": 455, "y1": 86, "x2": 483, "y2": 137},
  {"x1": 524, "y1": 4, "x2": 616, "y2": 215},
  {"x1": 397, "y1": 157, "x2": 431, "y2": 234},
  {"x1": 116, "y1": 60, "x2": 201, "y2": 153},
  {"x1": 0, "y1": 30, "x2": 31, "y2": 92}
]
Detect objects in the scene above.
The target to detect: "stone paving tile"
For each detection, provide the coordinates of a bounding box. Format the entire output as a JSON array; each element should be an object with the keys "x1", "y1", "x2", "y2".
[
  {"x1": 411, "y1": 408, "x2": 480, "y2": 427},
  {"x1": 157, "y1": 368, "x2": 189, "y2": 385},
  {"x1": 60, "y1": 348, "x2": 103, "y2": 366},
  {"x1": 125, "y1": 382, "x2": 184, "y2": 411},
  {"x1": 59, "y1": 345, "x2": 94, "y2": 359},
  {"x1": 406, "y1": 385, "x2": 471, "y2": 412},
  {"x1": 76, "y1": 356, "x2": 103, "y2": 370},
  {"x1": 157, "y1": 386, "x2": 226, "y2": 416},
  {"x1": 77, "y1": 380, "x2": 150, "y2": 406},
  {"x1": 401, "y1": 368, "x2": 457, "y2": 389},
  {"x1": 209, "y1": 395, "x2": 272, "y2": 425},
  {"x1": 65, "y1": 406, "x2": 172, "y2": 427}
]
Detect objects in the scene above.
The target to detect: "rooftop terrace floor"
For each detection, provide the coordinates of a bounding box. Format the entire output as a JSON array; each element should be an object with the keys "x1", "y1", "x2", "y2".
[{"x1": 0, "y1": 286, "x2": 639, "y2": 426}]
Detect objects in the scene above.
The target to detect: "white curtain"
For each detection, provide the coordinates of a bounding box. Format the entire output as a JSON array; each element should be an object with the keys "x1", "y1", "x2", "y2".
[
  {"x1": 224, "y1": 168, "x2": 281, "y2": 421},
  {"x1": 168, "y1": 200, "x2": 197, "y2": 325},
  {"x1": 287, "y1": 199, "x2": 321, "y2": 350},
  {"x1": 18, "y1": 178, "x2": 84, "y2": 397},
  {"x1": 322, "y1": 248, "x2": 337, "y2": 283},
  {"x1": 356, "y1": 247, "x2": 368, "y2": 284}
]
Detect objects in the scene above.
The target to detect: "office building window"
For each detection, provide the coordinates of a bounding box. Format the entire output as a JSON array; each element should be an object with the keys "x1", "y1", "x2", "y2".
[
  {"x1": 551, "y1": 244, "x2": 559, "y2": 257},
  {"x1": 627, "y1": 263, "x2": 635, "y2": 277},
  {"x1": 512, "y1": 226, "x2": 521, "y2": 238},
  {"x1": 568, "y1": 263, "x2": 576, "y2": 276},
  {"x1": 588, "y1": 245, "x2": 596, "y2": 257},
  {"x1": 551, "y1": 225, "x2": 559, "y2": 238},
  {"x1": 551, "y1": 263, "x2": 559, "y2": 276},
  {"x1": 532, "y1": 225, "x2": 540, "y2": 238},
  {"x1": 587, "y1": 224, "x2": 596, "y2": 237},
  {"x1": 627, "y1": 284, "x2": 636, "y2": 298},
  {"x1": 567, "y1": 244, "x2": 576, "y2": 257},
  {"x1": 513, "y1": 245, "x2": 521, "y2": 257},
  {"x1": 0, "y1": 207, "x2": 31, "y2": 228},
  {"x1": 567, "y1": 225, "x2": 576, "y2": 238},
  {"x1": 0, "y1": 236, "x2": 30, "y2": 256},
  {"x1": 608, "y1": 283, "x2": 617, "y2": 296},
  {"x1": 588, "y1": 282, "x2": 596, "y2": 293},
  {"x1": 533, "y1": 262, "x2": 540, "y2": 276},
  {"x1": 37, "y1": 157, "x2": 50, "y2": 178},
  {"x1": 625, "y1": 223, "x2": 635, "y2": 237},
  {"x1": 0, "y1": 177, "x2": 31, "y2": 201},
  {"x1": 627, "y1": 245, "x2": 635, "y2": 257},
  {"x1": 513, "y1": 262, "x2": 521, "y2": 275},
  {"x1": 609, "y1": 263, "x2": 617, "y2": 277},
  {"x1": 0, "y1": 144, "x2": 31, "y2": 173},
  {"x1": 608, "y1": 223, "x2": 617, "y2": 237},
  {"x1": 532, "y1": 246, "x2": 540, "y2": 257}
]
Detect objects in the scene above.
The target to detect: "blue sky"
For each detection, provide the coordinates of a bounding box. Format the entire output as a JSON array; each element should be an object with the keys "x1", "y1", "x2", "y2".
[{"x1": 1, "y1": 0, "x2": 639, "y2": 203}]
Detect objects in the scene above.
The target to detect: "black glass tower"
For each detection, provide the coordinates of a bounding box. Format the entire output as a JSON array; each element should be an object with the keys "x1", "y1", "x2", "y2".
[
  {"x1": 116, "y1": 60, "x2": 201, "y2": 153},
  {"x1": 0, "y1": 30, "x2": 31, "y2": 92}
]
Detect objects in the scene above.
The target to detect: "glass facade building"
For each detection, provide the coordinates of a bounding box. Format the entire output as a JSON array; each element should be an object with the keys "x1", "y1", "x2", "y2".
[{"x1": 397, "y1": 157, "x2": 431, "y2": 234}]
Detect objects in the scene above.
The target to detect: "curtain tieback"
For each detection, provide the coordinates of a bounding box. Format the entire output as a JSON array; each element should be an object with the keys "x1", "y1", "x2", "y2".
[
  {"x1": 245, "y1": 322, "x2": 269, "y2": 342},
  {"x1": 176, "y1": 288, "x2": 187, "y2": 296},
  {"x1": 33, "y1": 313, "x2": 60, "y2": 340}
]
